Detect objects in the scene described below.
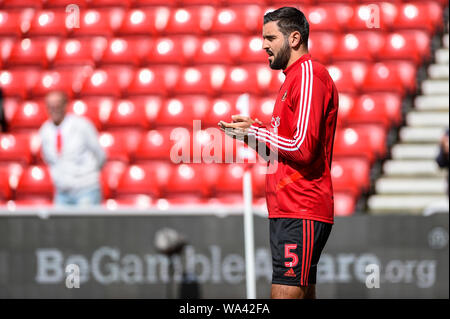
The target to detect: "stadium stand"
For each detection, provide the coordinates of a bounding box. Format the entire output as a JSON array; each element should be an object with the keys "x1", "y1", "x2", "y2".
[{"x1": 0, "y1": 0, "x2": 448, "y2": 217}]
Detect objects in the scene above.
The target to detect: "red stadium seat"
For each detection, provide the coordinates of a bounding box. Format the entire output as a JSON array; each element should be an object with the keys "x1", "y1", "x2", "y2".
[
  {"x1": 306, "y1": 4, "x2": 352, "y2": 33},
  {"x1": 250, "y1": 96, "x2": 275, "y2": 125},
  {"x1": 53, "y1": 38, "x2": 105, "y2": 67},
  {"x1": 101, "y1": 38, "x2": 151, "y2": 66},
  {"x1": 195, "y1": 35, "x2": 243, "y2": 65},
  {"x1": 67, "y1": 99, "x2": 103, "y2": 130},
  {"x1": 7, "y1": 38, "x2": 58, "y2": 68},
  {"x1": 349, "y1": 93, "x2": 402, "y2": 129},
  {"x1": 347, "y1": 2, "x2": 398, "y2": 31},
  {"x1": 239, "y1": 36, "x2": 267, "y2": 64},
  {"x1": 0, "y1": 9, "x2": 34, "y2": 37},
  {"x1": 333, "y1": 127, "x2": 375, "y2": 163},
  {"x1": 99, "y1": 129, "x2": 142, "y2": 163},
  {"x1": 70, "y1": 9, "x2": 122, "y2": 37},
  {"x1": 100, "y1": 160, "x2": 127, "y2": 199},
  {"x1": 326, "y1": 64, "x2": 358, "y2": 94},
  {"x1": 28, "y1": 10, "x2": 68, "y2": 36},
  {"x1": 0, "y1": 38, "x2": 14, "y2": 69},
  {"x1": 9, "y1": 100, "x2": 47, "y2": 131},
  {"x1": 0, "y1": 69, "x2": 39, "y2": 99},
  {"x1": 251, "y1": 163, "x2": 267, "y2": 197},
  {"x1": 0, "y1": 133, "x2": 33, "y2": 164},
  {"x1": 362, "y1": 62, "x2": 405, "y2": 95},
  {"x1": 380, "y1": 30, "x2": 431, "y2": 65},
  {"x1": 32, "y1": 70, "x2": 84, "y2": 98},
  {"x1": 86, "y1": 0, "x2": 131, "y2": 7},
  {"x1": 15, "y1": 165, "x2": 53, "y2": 200},
  {"x1": 348, "y1": 124, "x2": 387, "y2": 159},
  {"x1": 146, "y1": 36, "x2": 196, "y2": 65},
  {"x1": 308, "y1": 32, "x2": 338, "y2": 64},
  {"x1": 80, "y1": 69, "x2": 121, "y2": 97},
  {"x1": 44, "y1": 0, "x2": 88, "y2": 8},
  {"x1": 221, "y1": 65, "x2": 272, "y2": 95},
  {"x1": 211, "y1": 5, "x2": 262, "y2": 35},
  {"x1": 116, "y1": 162, "x2": 169, "y2": 198},
  {"x1": 133, "y1": 128, "x2": 174, "y2": 162},
  {"x1": 202, "y1": 95, "x2": 239, "y2": 127},
  {"x1": 127, "y1": 96, "x2": 162, "y2": 127},
  {"x1": 118, "y1": 7, "x2": 168, "y2": 36},
  {"x1": 394, "y1": 2, "x2": 442, "y2": 34},
  {"x1": 174, "y1": 66, "x2": 216, "y2": 96},
  {"x1": 0, "y1": 164, "x2": 24, "y2": 200},
  {"x1": 215, "y1": 164, "x2": 245, "y2": 194},
  {"x1": 103, "y1": 99, "x2": 150, "y2": 130},
  {"x1": 332, "y1": 33, "x2": 374, "y2": 62},
  {"x1": 334, "y1": 192, "x2": 356, "y2": 216},
  {"x1": 157, "y1": 95, "x2": 209, "y2": 127},
  {"x1": 165, "y1": 164, "x2": 212, "y2": 197},
  {"x1": 127, "y1": 66, "x2": 179, "y2": 96},
  {"x1": 132, "y1": 0, "x2": 176, "y2": 6},
  {"x1": 165, "y1": 6, "x2": 215, "y2": 35},
  {"x1": 331, "y1": 157, "x2": 370, "y2": 196}
]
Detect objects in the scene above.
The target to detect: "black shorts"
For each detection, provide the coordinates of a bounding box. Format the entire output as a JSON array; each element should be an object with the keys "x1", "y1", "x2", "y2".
[{"x1": 270, "y1": 218, "x2": 332, "y2": 287}]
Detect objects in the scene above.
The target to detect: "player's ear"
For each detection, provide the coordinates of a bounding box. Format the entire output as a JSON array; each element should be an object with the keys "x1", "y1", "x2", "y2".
[{"x1": 289, "y1": 31, "x2": 301, "y2": 49}]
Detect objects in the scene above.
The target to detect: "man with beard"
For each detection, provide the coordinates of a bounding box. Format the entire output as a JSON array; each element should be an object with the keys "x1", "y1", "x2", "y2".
[{"x1": 218, "y1": 7, "x2": 339, "y2": 299}]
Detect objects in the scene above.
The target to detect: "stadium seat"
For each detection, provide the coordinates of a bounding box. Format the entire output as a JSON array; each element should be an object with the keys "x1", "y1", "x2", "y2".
[
  {"x1": 118, "y1": 7, "x2": 167, "y2": 36},
  {"x1": 326, "y1": 64, "x2": 358, "y2": 94},
  {"x1": 165, "y1": 6, "x2": 215, "y2": 35},
  {"x1": 251, "y1": 163, "x2": 267, "y2": 197},
  {"x1": 174, "y1": 66, "x2": 216, "y2": 96},
  {"x1": 211, "y1": 5, "x2": 262, "y2": 35},
  {"x1": 350, "y1": 93, "x2": 402, "y2": 128},
  {"x1": 333, "y1": 127, "x2": 376, "y2": 163},
  {"x1": 221, "y1": 65, "x2": 272, "y2": 95},
  {"x1": 127, "y1": 67, "x2": 179, "y2": 96},
  {"x1": 250, "y1": 96, "x2": 275, "y2": 125},
  {"x1": 306, "y1": 4, "x2": 353, "y2": 33},
  {"x1": 67, "y1": 99, "x2": 102, "y2": 130},
  {"x1": 70, "y1": 9, "x2": 122, "y2": 37},
  {"x1": 1, "y1": 0, "x2": 42, "y2": 9},
  {"x1": 0, "y1": 165, "x2": 16, "y2": 200},
  {"x1": 195, "y1": 35, "x2": 243, "y2": 65},
  {"x1": 86, "y1": 0, "x2": 131, "y2": 7},
  {"x1": 99, "y1": 129, "x2": 142, "y2": 163},
  {"x1": 116, "y1": 162, "x2": 169, "y2": 198},
  {"x1": 156, "y1": 95, "x2": 209, "y2": 127},
  {"x1": 347, "y1": 2, "x2": 397, "y2": 31},
  {"x1": 9, "y1": 100, "x2": 48, "y2": 131},
  {"x1": 27, "y1": 10, "x2": 68, "y2": 36},
  {"x1": 44, "y1": 0, "x2": 88, "y2": 8},
  {"x1": 394, "y1": 2, "x2": 442, "y2": 34},
  {"x1": 379, "y1": 32, "x2": 428, "y2": 65},
  {"x1": 362, "y1": 62, "x2": 405, "y2": 95},
  {"x1": 132, "y1": 0, "x2": 176, "y2": 6},
  {"x1": 332, "y1": 33, "x2": 374, "y2": 62},
  {"x1": 7, "y1": 38, "x2": 58, "y2": 68},
  {"x1": 103, "y1": 99, "x2": 150, "y2": 130},
  {"x1": 53, "y1": 38, "x2": 103, "y2": 67},
  {"x1": 101, "y1": 38, "x2": 152, "y2": 66},
  {"x1": 146, "y1": 36, "x2": 195, "y2": 65},
  {"x1": 133, "y1": 128, "x2": 175, "y2": 162},
  {"x1": 239, "y1": 36, "x2": 267, "y2": 64},
  {"x1": 0, "y1": 133, "x2": 33, "y2": 164},
  {"x1": 214, "y1": 164, "x2": 245, "y2": 194},
  {"x1": 165, "y1": 164, "x2": 212, "y2": 197},
  {"x1": 202, "y1": 95, "x2": 239, "y2": 127},
  {"x1": 80, "y1": 69, "x2": 121, "y2": 97},
  {"x1": 0, "y1": 69, "x2": 39, "y2": 99},
  {"x1": 100, "y1": 160, "x2": 127, "y2": 199},
  {"x1": 308, "y1": 32, "x2": 337, "y2": 64},
  {"x1": 335, "y1": 93, "x2": 356, "y2": 127},
  {"x1": 331, "y1": 157, "x2": 370, "y2": 197},
  {"x1": 352, "y1": 124, "x2": 387, "y2": 159},
  {"x1": 32, "y1": 70, "x2": 82, "y2": 98},
  {"x1": 334, "y1": 192, "x2": 356, "y2": 216},
  {"x1": 126, "y1": 96, "x2": 162, "y2": 127},
  {"x1": 15, "y1": 165, "x2": 53, "y2": 200},
  {"x1": 0, "y1": 9, "x2": 34, "y2": 37}
]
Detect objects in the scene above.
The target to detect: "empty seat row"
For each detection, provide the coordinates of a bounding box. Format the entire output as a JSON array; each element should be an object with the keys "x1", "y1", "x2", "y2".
[
  {"x1": 0, "y1": 30, "x2": 432, "y2": 69},
  {"x1": 0, "y1": 60, "x2": 418, "y2": 100},
  {"x1": 0, "y1": 2, "x2": 444, "y2": 37}
]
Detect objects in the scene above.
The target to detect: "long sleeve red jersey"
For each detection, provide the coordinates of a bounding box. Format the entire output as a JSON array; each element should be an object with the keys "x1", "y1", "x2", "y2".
[{"x1": 248, "y1": 53, "x2": 339, "y2": 224}]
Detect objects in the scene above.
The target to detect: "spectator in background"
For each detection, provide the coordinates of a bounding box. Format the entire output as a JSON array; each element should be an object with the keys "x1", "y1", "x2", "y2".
[
  {"x1": 39, "y1": 91, "x2": 106, "y2": 206},
  {"x1": 436, "y1": 128, "x2": 449, "y2": 197},
  {"x1": 0, "y1": 89, "x2": 7, "y2": 132}
]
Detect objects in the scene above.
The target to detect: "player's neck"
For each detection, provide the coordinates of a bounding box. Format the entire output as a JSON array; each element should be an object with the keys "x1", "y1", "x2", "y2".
[{"x1": 284, "y1": 48, "x2": 309, "y2": 70}]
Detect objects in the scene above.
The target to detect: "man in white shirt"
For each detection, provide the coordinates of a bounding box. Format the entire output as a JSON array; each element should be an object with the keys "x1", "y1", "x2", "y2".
[{"x1": 39, "y1": 91, "x2": 106, "y2": 206}]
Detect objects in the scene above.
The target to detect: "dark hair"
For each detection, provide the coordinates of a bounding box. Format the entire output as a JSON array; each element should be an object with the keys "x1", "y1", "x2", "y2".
[{"x1": 263, "y1": 7, "x2": 309, "y2": 47}]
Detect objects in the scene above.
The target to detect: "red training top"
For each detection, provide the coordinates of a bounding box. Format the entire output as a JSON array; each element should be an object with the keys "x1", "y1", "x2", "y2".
[{"x1": 249, "y1": 53, "x2": 339, "y2": 224}]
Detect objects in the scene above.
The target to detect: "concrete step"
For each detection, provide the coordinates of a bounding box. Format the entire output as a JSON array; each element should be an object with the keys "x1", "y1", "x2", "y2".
[
  {"x1": 391, "y1": 144, "x2": 440, "y2": 160},
  {"x1": 375, "y1": 177, "x2": 447, "y2": 194},
  {"x1": 435, "y1": 48, "x2": 449, "y2": 64},
  {"x1": 368, "y1": 195, "x2": 449, "y2": 214},
  {"x1": 428, "y1": 64, "x2": 449, "y2": 79},
  {"x1": 422, "y1": 80, "x2": 449, "y2": 95},
  {"x1": 406, "y1": 111, "x2": 450, "y2": 127},
  {"x1": 399, "y1": 126, "x2": 447, "y2": 143},
  {"x1": 414, "y1": 95, "x2": 449, "y2": 110},
  {"x1": 383, "y1": 160, "x2": 446, "y2": 176}
]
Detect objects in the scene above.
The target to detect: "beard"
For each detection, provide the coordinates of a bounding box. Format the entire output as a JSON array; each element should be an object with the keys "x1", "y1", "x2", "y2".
[{"x1": 268, "y1": 40, "x2": 291, "y2": 70}]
